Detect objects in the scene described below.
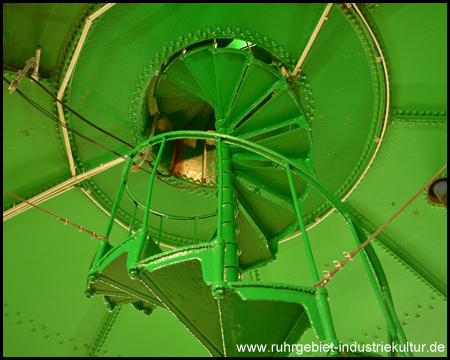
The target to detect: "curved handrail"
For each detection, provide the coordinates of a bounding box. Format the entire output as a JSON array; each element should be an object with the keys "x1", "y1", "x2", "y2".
[{"x1": 128, "y1": 131, "x2": 361, "y2": 225}]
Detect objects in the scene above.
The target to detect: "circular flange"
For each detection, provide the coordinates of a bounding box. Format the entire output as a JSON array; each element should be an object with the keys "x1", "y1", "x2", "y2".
[{"x1": 427, "y1": 178, "x2": 447, "y2": 205}]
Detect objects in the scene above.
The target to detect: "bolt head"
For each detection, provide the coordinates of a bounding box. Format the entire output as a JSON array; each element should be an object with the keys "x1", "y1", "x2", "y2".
[
  {"x1": 214, "y1": 288, "x2": 225, "y2": 298},
  {"x1": 129, "y1": 269, "x2": 140, "y2": 279},
  {"x1": 88, "y1": 273, "x2": 99, "y2": 283}
]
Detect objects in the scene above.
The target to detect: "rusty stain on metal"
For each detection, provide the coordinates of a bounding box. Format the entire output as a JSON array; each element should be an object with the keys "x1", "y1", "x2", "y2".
[
  {"x1": 173, "y1": 139, "x2": 185, "y2": 176},
  {"x1": 156, "y1": 118, "x2": 174, "y2": 132},
  {"x1": 184, "y1": 138, "x2": 197, "y2": 148}
]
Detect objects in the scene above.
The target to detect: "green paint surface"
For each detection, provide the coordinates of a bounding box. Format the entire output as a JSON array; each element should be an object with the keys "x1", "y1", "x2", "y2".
[{"x1": 3, "y1": 3, "x2": 447, "y2": 357}]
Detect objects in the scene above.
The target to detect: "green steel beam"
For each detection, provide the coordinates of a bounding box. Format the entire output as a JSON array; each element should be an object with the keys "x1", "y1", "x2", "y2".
[
  {"x1": 391, "y1": 107, "x2": 447, "y2": 124},
  {"x1": 85, "y1": 308, "x2": 122, "y2": 357},
  {"x1": 346, "y1": 203, "x2": 447, "y2": 298}
]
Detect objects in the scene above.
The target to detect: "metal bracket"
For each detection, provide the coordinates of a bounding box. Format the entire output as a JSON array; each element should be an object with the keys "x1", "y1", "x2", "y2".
[
  {"x1": 8, "y1": 45, "x2": 41, "y2": 94},
  {"x1": 323, "y1": 270, "x2": 332, "y2": 283},
  {"x1": 343, "y1": 251, "x2": 354, "y2": 261}
]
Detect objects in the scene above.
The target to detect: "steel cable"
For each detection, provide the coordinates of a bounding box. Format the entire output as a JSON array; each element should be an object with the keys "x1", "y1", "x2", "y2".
[
  {"x1": 314, "y1": 163, "x2": 447, "y2": 288},
  {"x1": 3, "y1": 189, "x2": 108, "y2": 240}
]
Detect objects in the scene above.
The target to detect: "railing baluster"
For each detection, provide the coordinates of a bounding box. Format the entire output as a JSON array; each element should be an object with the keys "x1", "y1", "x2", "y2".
[
  {"x1": 142, "y1": 137, "x2": 167, "y2": 229},
  {"x1": 193, "y1": 217, "x2": 197, "y2": 245},
  {"x1": 285, "y1": 163, "x2": 338, "y2": 349},
  {"x1": 105, "y1": 157, "x2": 135, "y2": 238},
  {"x1": 127, "y1": 202, "x2": 138, "y2": 237},
  {"x1": 128, "y1": 139, "x2": 167, "y2": 274},
  {"x1": 347, "y1": 219, "x2": 404, "y2": 352},
  {"x1": 285, "y1": 163, "x2": 319, "y2": 282},
  {"x1": 157, "y1": 216, "x2": 163, "y2": 247}
]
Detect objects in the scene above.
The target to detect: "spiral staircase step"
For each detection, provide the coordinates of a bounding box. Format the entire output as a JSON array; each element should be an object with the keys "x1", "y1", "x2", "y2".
[
  {"x1": 230, "y1": 89, "x2": 307, "y2": 138},
  {"x1": 96, "y1": 252, "x2": 163, "y2": 307},
  {"x1": 138, "y1": 246, "x2": 224, "y2": 357},
  {"x1": 213, "y1": 50, "x2": 248, "y2": 117},
  {"x1": 235, "y1": 181, "x2": 298, "y2": 243},
  {"x1": 154, "y1": 75, "x2": 203, "y2": 100},
  {"x1": 104, "y1": 295, "x2": 141, "y2": 306},
  {"x1": 235, "y1": 211, "x2": 274, "y2": 270},
  {"x1": 157, "y1": 97, "x2": 205, "y2": 117},
  {"x1": 227, "y1": 62, "x2": 281, "y2": 130},
  {"x1": 219, "y1": 283, "x2": 315, "y2": 357},
  {"x1": 183, "y1": 47, "x2": 221, "y2": 111},
  {"x1": 166, "y1": 101, "x2": 206, "y2": 130},
  {"x1": 134, "y1": 245, "x2": 325, "y2": 357},
  {"x1": 232, "y1": 127, "x2": 311, "y2": 165},
  {"x1": 234, "y1": 167, "x2": 307, "y2": 204},
  {"x1": 231, "y1": 152, "x2": 279, "y2": 168},
  {"x1": 163, "y1": 58, "x2": 211, "y2": 102},
  {"x1": 90, "y1": 280, "x2": 134, "y2": 298},
  {"x1": 184, "y1": 102, "x2": 214, "y2": 131}
]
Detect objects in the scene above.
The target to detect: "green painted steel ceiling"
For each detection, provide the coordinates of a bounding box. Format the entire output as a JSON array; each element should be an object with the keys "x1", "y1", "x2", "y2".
[{"x1": 3, "y1": 3, "x2": 447, "y2": 357}]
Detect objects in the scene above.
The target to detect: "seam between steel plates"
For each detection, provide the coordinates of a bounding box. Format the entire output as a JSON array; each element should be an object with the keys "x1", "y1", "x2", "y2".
[{"x1": 84, "y1": 307, "x2": 122, "y2": 357}]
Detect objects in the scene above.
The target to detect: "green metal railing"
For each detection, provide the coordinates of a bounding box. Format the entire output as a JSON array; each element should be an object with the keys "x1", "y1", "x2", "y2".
[{"x1": 100, "y1": 130, "x2": 409, "y2": 356}]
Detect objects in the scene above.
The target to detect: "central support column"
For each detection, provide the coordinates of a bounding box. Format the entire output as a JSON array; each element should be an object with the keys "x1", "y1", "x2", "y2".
[{"x1": 216, "y1": 132, "x2": 240, "y2": 283}]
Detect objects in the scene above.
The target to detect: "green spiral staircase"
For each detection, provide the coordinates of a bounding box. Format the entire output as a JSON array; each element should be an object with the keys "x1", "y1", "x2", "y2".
[{"x1": 85, "y1": 43, "x2": 408, "y2": 357}]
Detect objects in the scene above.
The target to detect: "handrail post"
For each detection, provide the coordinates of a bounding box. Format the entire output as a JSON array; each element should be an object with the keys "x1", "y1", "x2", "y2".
[
  {"x1": 315, "y1": 286, "x2": 339, "y2": 353},
  {"x1": 347, "y1": 220, "x2": 404, "y2": 352},
  {"x1": 127, "y1": 202, "x2": 138, "y2": 237},
  {"x1": 105, "y1": 156, "x2": 135, "y2": 238},
  {"x1": 94, "y1": 155, "x2": 135, "y2": 268},
  {"x1": 142, "y1": 138, "x2": 167, "y2": 229},
  {"x1": 157, "y1": 216, "x2": 163, "y2": 247},
  {"x1": 286, "y1": 164, "x2": 338, "y2": 350},
  {"x1": 285, "y1": 164, "x2": 319, "y2": 282},
  {"x1": 193, "y1": 217, "x2": 197, "y2": 245},
  {"x1": 128, "y1": 138, "x2": 166, "y2": 276}
]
